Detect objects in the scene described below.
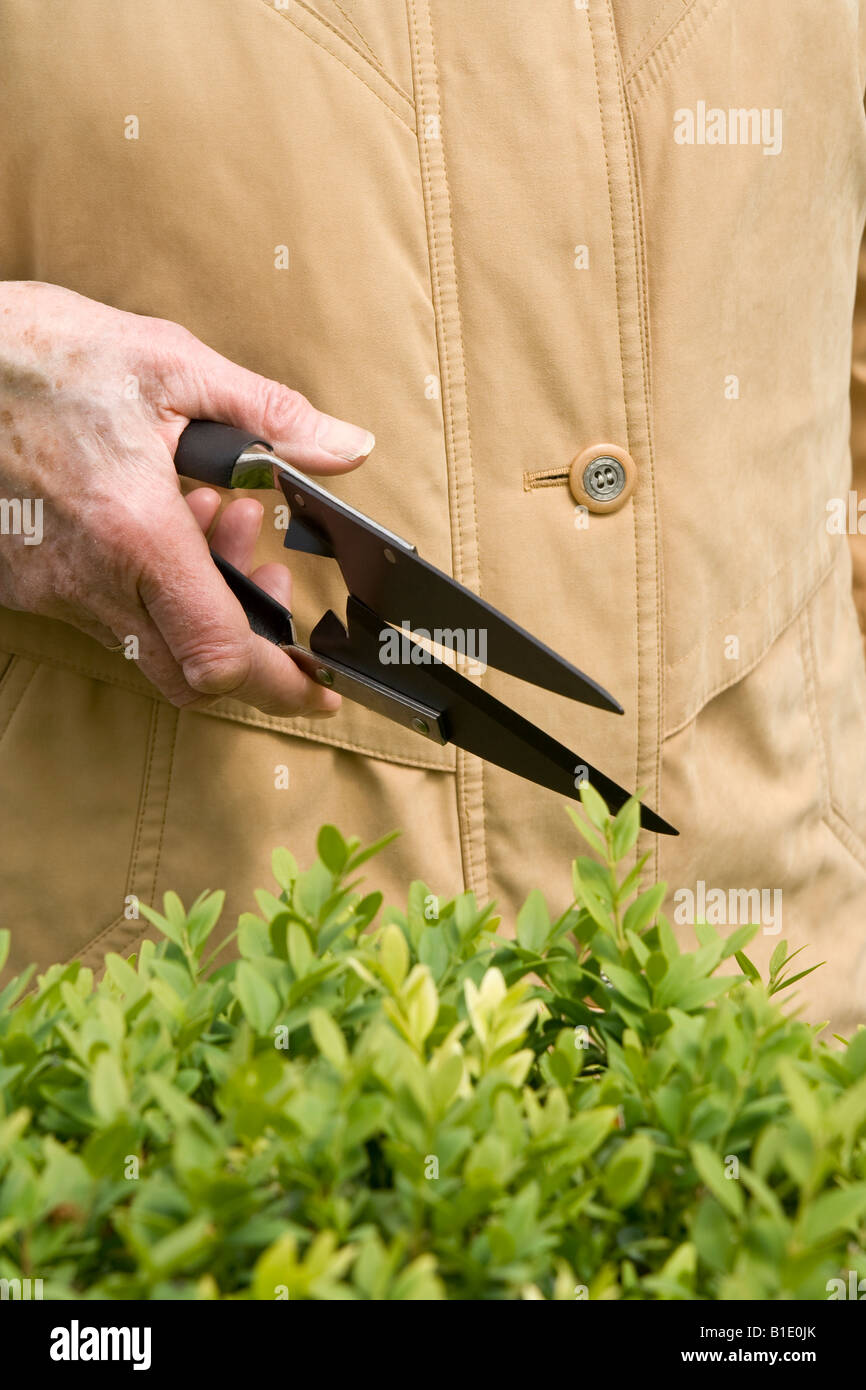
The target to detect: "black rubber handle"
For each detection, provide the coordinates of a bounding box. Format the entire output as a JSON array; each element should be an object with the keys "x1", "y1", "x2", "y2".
[
  {"x1": 175, "y1": 421, "x2": 271, "y2": 488},
  {"x1": 211, "y1": 551, "x2": 295, "y2": 646}
]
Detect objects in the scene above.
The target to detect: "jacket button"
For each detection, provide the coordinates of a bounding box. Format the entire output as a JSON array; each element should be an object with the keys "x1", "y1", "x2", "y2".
[{"x1": 568, "y1": 443, "x2": 636, "y2": 513}]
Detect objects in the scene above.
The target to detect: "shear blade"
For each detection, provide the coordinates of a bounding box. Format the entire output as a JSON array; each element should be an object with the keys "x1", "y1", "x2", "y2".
[
  {"x1": 352, "y1": 549, "x2": 623, "y2": 715},
  {"x1": 278, "y1": 468, "x2": 622, "y2": 714},
  {"x1": 441, "y1": 673, "x2": 677, "y2": 835},
  {"x1": 313, "y1": 598, "x2": 676, "y2": 835}
]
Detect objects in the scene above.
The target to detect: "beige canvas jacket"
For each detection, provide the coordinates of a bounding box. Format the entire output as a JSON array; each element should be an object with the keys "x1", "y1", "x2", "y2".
[{"x1": 2, "y1": 0, "x2": 866, "y2": 1032}]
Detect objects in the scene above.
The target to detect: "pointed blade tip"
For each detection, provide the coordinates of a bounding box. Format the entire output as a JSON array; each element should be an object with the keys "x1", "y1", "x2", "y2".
[
  {"x1": 579, "y1": 683, "x2": 623, "y2": 716},
  {"x1": 640, "y1": 806, "x2": 679, "y2": 836}
]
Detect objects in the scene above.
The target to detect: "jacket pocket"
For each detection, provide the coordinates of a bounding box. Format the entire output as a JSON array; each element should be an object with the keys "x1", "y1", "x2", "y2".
[
  {"x1": 254, "y1": 0, "x2": 415, "y2": 127},
  {"x1": 621, "y1": 0, "x2": 725, "y2": 95},
  {"x1": 290, "y1": 0, "x2": 390, "y2": 71},
  {"x1": 0, "y1": 661, "x2": 179, "y2": 977}
]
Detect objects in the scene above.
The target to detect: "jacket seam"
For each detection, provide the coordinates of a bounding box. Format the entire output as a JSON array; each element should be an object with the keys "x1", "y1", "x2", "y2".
[
  {"x1": 330, "y1": 0, "x2": 383, "y2": 67},
  {"x1": 664, "y1": 551, "x2": 835, "y2": 740},
  {"x1": 428, "y1": 12, "x2": 489, "y2": 899},
  {"x1": 407, "y1": 0, "x2": 488, "y2": 896},
  {"x1": 148, "y1": 704, "x2": 180, "y2": 909},
  {"x1": 667, "y1": 544, "x2": 833, "y2": 673},
  {"x1": 588, "y1": 1, "x2": 661, "y2": 866},
  {"x1": 193, "y1": 703, "x2": 455, "y2": 771},
  {"x1": 261, "y1": 0, "x2": 411, "y2": 100},
  {"x1": 63, "y1": 702, "x2": 179, "y2": 971},
  {"x1": 67, "y1": 912, "x2": 127, "y2": 970},
  {"x1": 0, "y1": 639, "x2": 454, "y2": 772},
  {"x1": 799, "y1": 607, "x2": 832, "y2": 817},
  {"x1": 626, "y1": 0, "x2": 724, "y2": 105},
  {"x1": 0, "y1": 658, "x2": 35, "y2": 745},
  {"x1": 0, "y1": 643, "x2": 154, "y2": 700},
  {"x1": 585, "y1": 11, "x2": 630, "y2": 449},
  {"x1": 126, "y1": 699, "x2": 162, "y2": 909},
  {"x1": 207, "y1": 704, "x2": 459, "y2": 770},
  {"x1": 0, "y1": 650, "x2": 17, "y2": 691},
  {"x1": 256, "y1": 0, "x2": 416, "y2": 131},
  {"x1": 620, "y1": 37, "x2": 665, "y2": 880},
  {"x1": 823, "y1": 806, "x2": 866, "y2": 873},
  {"x1": 801, "y1": 583, "x2": 866, "y2": 869},
  {"x1": 622, "y1": 0, "x2": 688, "y2": 79}
]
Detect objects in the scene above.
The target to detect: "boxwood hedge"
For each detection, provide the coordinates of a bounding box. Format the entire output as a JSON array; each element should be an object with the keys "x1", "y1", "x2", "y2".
[{"x1": 1, "y1": 786, "x2": 865, "y2": 1300}]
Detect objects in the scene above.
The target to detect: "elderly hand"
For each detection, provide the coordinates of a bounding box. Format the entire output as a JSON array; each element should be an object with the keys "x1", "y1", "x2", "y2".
[{"x1": 0, "y1": 281, "x2": 375, "y2": 715}]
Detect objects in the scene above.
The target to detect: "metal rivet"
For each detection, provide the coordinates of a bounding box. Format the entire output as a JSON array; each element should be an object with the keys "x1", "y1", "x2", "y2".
[
  {"x1": 315, "y1": 668, "x2": 334, "y2": 686},
  {"x1": 294, "y1": 493, "x2": 306, "y2": 507},
  {"x1": 411, "y1": 717, "x2": 429, "y2": 735},
  {"x1": 384, "y1": 547, "x2": 397, "y2": 564}
]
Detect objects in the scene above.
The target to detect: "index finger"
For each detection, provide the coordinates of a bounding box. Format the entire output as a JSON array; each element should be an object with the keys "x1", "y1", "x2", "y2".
[{"x1": 136, "y1": 501, "x2": 340, "y2": 717}]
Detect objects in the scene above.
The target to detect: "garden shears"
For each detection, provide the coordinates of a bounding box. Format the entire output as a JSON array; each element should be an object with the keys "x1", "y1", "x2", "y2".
[{"x1": 175, "y1": 421, "x2": 677, "y2": 836}]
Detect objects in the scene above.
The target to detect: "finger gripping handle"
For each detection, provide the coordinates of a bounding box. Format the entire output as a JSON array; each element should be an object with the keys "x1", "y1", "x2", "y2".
[
  {"x1": 175, "y1": 421, "x2": 271, "y2": 488},
  {"x1": 211, "y1": 551, "x2": 296, "y2": 646}
]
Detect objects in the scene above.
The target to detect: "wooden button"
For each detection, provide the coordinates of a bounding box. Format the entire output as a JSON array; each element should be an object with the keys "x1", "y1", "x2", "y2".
[{"x1": 568, "y1": 443, "x2": 636, "y2": 513}]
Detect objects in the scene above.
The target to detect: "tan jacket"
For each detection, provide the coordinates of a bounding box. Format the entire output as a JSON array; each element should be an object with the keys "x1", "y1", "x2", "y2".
[{"x1": 2, "y1": 0, "x2": 866, "y2": 1031}]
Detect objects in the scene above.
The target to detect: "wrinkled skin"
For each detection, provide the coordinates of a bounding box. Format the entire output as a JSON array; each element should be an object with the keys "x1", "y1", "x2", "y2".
[{"x1": 0, "y1": 280, "x2": 376, "y2": 715}]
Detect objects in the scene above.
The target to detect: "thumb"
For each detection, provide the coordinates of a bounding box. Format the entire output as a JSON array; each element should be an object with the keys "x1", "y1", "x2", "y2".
[{"x1": 164, "y1": 330, "x2": 375, "y2": 475}]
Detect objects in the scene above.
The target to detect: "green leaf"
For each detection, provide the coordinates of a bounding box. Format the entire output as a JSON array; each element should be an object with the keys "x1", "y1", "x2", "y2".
[
  {"x1": 309, "y1": 1008, "x2": 349, "y2": 1072},
  {"x1": 90, "y1": 1052, "x2": 128, "y2": 1125},
  {"x1": 625, "y1": 929, "x2": 649, "y2": 967},
  {"x1": 271, "y1": 847, "x2": 299, "y2": 891},
  {"x1": 735, "y1": 950, "x2": 762, "y2": 984},
  {"x1": 676, "y1": 978, "x2": 733, "y2": 1011},
  {"x1": 378, "y1": 923, "x2": 410, "y2": 990},
  {"x1": 138, "y1": 898, "x2": 186, "y2": 947},
  {"x1": 238, "y1": 913, "x2": 272, "y2": 958},
  {"x1": 692, "y1": 1195, "x2": 734, "y2": 1274},
  {"x1": 624, "y1": 884, "x2": 666, "y2": 936},
  {"x1": 390, "y1": 1254, "x2": 444, "y2": 1301},
  {"x1": 294, "y1": 861, "x2": 334, "y2": 917},
  {"x1": 568, "y1": 1108, "x2": 618, "y2": 1161},
  {"x1": 418, "y1": 925, "x2": 449, "y2": 982},
  {"x1": 148, "y1": 1215, "x2": 216, "y2": 1277},
  {"x1": 603, "y1": 964, "x2": 650, "y2": 1009},
  {"x1": 234, "y1": 961, "x2": 280, "y2": 1033},
  {"x1": 769, "y1": 939, "x2": 788, "y2": 978},
  {"x1": 287, "y1": 922, "x2": 314, "y2": 978},
  {"x1": 719, "y1": 924, "x2": 759, "y2": 959},
  {"x1": 845, "y1": 1028, "x2": 866, "y2": 1079},
  {"x1": 799, "y1": 1184, "x2": 866, "y2": 1245},
  {"x1": 611, "y1": 796, "x2": 641, "y2": 859},
  {"x1": 317, "y1": 824, "x2": 349, "y2": 874},
  {"x1": 345, "y1": 829, "x2": 400, "y2": 873},
  {"x1": 602, "y1": 1134, "x2": 654, "y2": 1209},
  {"x1": 516, "y1": 890, "x2": 550, "y2": 954},
  {"x1": 566, "y1": 804, "x2": 607, "y2": 857},
  {"x1": 657, "y1": 916, "x2": 680, "y2": 960},
  {"x1": 103, "y1": 952, "x2": 143, "y2": 1000},
  {"x1": 402, "y1": 965, "x2": 439, "y2": 1048},
  {"x1": 579, "y1": 781, "x2": 610, "y2": 830},
  {"x1": 778, "y1": 1058, "x2": 822, "y2": 1133},
  {"x1": 768, "y1": 963, "x2": 823, "y2": 997},
  {"x1": 690, "y1": 1142, "x2": 744, "y2": 1218},
  {"x1": 0, "y1": 1108, "x2": 31, "y2": 1149},
  {"x1": 184, "y1": 891, "x2": 225, "y2": 953},
  {"x1": 572, "y1": 863, "x2": 615, "y2": 933}
]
